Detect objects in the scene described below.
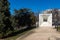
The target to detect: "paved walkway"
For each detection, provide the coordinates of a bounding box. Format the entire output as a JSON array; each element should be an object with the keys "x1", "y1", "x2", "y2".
[
  {"x1": 40, "y1": 22, "x2": 52, "y2": 27},
  {"x1": 16, "y1": 27, "x2": 60, "y2": 40}
]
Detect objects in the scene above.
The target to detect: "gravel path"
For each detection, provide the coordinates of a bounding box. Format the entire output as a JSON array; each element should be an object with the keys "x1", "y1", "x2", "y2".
[{"x1": 16, "y1": 27, "x2": 60, "y2": 40}]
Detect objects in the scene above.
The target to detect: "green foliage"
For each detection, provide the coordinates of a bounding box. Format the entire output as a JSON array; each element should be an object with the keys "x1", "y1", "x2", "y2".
[
  {"x1": 14, "y1": 8, "x2": 36, "y2": 27},
  {"x1": 0, "y1": 0, "x2": 13, "y2": 37},
  {"x1": 0, "y1": 0, "x2": 36, "y2": 38},
  {"x1": 52, "y1": 9, "x2": 59, "y2": 31}
]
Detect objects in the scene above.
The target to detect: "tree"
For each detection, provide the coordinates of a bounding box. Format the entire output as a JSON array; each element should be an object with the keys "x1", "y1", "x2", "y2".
[
  {"x1": 52, "y1": 9, "x2": 59, "y2": 31},
  {"x1": 0, "y1": 0, "x2": 14, "y2": 37},
  {"x1": 0, "y1": 0, "x2": 11, "y2": 17},
  {"x1": 14, "y1": 8, "x2": 36, "y2": 29}
]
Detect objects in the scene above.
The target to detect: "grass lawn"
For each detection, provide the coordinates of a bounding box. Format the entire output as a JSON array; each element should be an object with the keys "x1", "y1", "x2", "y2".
[
  {"x1": 58, "y1": 27, "x2": 60, "y2": 31},
  {"x1": 4, "y1": 31, "x2": 29, "y2": 40},
  {"x1": 2, "y1": 27, "x2": 35, "y2": 40}
]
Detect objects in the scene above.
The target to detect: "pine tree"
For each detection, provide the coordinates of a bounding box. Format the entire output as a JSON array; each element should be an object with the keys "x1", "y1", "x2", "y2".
[
  {"x1": 0, "y1": 0, "x2": 11, "y2": 17},
  {"x1": 0, "y1": 0, "x2": 14, "y2": 37}
]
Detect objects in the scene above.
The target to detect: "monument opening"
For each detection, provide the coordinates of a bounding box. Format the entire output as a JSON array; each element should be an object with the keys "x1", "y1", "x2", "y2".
[
  {"x1": 43, "y1": 15, "x2": 48, "y2": 22},
  {"x1": 43, "y1": 18, "x2": 47, "y2": 22}
]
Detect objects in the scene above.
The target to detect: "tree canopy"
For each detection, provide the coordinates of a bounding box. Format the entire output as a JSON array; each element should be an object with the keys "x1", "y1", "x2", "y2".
[{"x1": 14, "y1": 8, "x2": 36, "y2": 27}]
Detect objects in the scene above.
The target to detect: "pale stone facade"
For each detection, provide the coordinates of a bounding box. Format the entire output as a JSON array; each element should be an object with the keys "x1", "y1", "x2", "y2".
[
  {"x1": 39, "y1": 9, "x2": 60, "y2": 27},
  {"x1": 39, "y1": 13, "x2": 52, "y2": 27},
  {"x1": 39, "y1": 9, "x2": 52, "y2": 27}
]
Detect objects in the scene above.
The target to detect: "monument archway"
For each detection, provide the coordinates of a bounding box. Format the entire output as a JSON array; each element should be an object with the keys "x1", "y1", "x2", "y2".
[{"x1": 39, "y1": 14, "x2": 52, "y2": 27}]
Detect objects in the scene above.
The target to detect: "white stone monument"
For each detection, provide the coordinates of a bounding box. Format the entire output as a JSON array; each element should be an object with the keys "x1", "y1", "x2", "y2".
[{"x1": 39, "y1": 13, "x2": 52, "y2": 27}]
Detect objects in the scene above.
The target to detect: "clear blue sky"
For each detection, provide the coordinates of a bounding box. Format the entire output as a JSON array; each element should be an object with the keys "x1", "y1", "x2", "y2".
[{"x1": 9, "y1": 0, "x2": 60, "y2": 15}]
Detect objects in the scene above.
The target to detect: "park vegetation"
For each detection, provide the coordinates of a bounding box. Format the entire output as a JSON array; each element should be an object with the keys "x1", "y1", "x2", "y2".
[
  {"x1": 52, "y1": 9, "x2": 60, "y2": 31},
  {"x1": 0, "y1": 0, "x2": 36, "y2": 38}
]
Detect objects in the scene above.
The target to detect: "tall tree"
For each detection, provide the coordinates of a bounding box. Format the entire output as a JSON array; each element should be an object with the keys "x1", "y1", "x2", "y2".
[
  {"x1": 52, "y1": 9, "x2": 59, "y2": 31},
  {"x1": 0, "y1": 0, "x2": 11, "y2": 17},
  {"x1": 0, "y1": 0, "x2": 14, "y2": 36},
  {"x1": 14, "y1": 8, "x2": 36, "y2": 28}
]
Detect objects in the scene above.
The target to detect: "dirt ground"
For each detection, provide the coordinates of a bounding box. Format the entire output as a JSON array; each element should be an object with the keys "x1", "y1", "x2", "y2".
[{"x1": 16, "y1": 27, "x2": 60, "y2": 40}]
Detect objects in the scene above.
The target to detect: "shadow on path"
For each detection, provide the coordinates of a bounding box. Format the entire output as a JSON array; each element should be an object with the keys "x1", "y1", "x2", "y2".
[{"x1": 19, "y1": 30, "x2": 35, "y2": 40}]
